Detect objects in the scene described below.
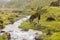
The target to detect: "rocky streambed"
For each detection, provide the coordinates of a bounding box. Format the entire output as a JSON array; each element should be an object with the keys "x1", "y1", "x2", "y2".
[{"x1": 0, "y1": 15, "x2": 43, "y2": 40}]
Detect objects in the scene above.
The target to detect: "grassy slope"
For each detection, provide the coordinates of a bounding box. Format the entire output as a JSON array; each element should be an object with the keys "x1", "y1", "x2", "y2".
[
  {"x1": 41, "y1": 7, "x2": 60, "y2": 31},
  {"x1": 0, "y1": 0, "x2": 56, "y2": 9},
  {"x1": 0, "y1": 10, "x2": 26, "y2": 30},
  {"x1": 19, "y1": 7, "x2": 60, "y2": 40},
  {"x1": 19, "y1": 6, "x2": 60, "y2": 31}
]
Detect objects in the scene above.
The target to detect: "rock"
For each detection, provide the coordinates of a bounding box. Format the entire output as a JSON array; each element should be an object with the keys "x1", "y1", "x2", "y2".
[
  {"x1": 21, "y1": 29, "x2": 29, "y2": 31},
  {"x1": 35, "y1": 36, "x2": 43, "y2": 40},
  {"x1": 46, "y1": 16, "x2": 55, "y2": 21},
  {"x1": 0, "y1": 31, "x2": 5, "y2": 33}
]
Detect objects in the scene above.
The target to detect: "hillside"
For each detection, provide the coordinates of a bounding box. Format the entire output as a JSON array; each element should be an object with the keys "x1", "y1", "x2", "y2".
[
  {"x1": 19, "y1": 6, "x2": 60, "y2": 40},
  {"x1": 0, "y1": 0, "x2": 60, "y2": 40},
  {"x1": 0, "y1": 0, "x2": 56, "y2": 9}
]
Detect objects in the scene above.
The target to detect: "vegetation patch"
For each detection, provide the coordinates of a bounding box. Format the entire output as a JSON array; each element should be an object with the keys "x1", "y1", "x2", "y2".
[
  {"x1": 19, "y1": 7, "x2": 60, "y2": 40},
  {"x1": 0, "y1": 33, "x2": 8, "y2": 40}
]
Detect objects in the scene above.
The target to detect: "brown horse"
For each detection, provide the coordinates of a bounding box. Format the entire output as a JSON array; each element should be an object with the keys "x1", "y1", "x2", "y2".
[
  {"x1": 29, "y1": 7, "x2": 42, "y2": 23},
  {"x1": 29, "y1": 13, "x2": 40, "y2": 23}
]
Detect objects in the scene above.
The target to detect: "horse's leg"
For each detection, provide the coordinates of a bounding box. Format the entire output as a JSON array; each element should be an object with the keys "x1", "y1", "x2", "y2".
[{"x1": 38, "y1": 15, "x2": 40, "y2": 24}]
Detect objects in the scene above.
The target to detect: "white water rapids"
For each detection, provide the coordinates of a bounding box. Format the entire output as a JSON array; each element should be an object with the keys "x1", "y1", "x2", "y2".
[{"x1": 0, "y1": 16, "x2": 43, "y2": 40}]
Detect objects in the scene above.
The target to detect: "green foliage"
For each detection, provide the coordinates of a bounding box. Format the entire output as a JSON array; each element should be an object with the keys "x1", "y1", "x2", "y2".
[
  {"x1": 19, "y1": 21, "x2": 35, "y2": 29},
  {"x1": 0, "y1": 34, "x2": 8, "y2": 40},
  {"x1": 19, "y1": 7, "x2": 60, "y2": 40},
  {"x1": 19, "y1": 7, "x2": 60, "y2": 31},
  {"x1": 40, "y1": 7, "x2": 60, "y2": 31},
  {"x1": 0, "y1": 10, "x2": 26, "y2": 30},
  {"x1": 44, "y1": 32, "x2": 60, "y2": 40}
]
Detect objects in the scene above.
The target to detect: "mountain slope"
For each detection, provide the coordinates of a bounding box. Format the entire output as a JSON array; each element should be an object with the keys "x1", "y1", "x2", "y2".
[{"x1": 0, "y1": 0, "x2": 57, "y2": 9}]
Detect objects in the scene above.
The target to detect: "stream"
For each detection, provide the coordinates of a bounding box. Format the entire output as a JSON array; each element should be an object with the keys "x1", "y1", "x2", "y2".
[{"x1": 0, "y1": 15, "x2": 43, "y2": 40}]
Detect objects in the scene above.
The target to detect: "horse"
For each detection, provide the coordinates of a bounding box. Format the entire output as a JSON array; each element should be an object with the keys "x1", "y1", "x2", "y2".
[
  {"x1": 29, "y1": 7, "x2": 42, "y2": 24},
  {"x1": 29, "y1": 13, "x2": 40, "y2": 23}
]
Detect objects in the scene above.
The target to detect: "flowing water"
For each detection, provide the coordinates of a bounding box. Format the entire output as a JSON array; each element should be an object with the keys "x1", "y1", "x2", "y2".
[{"x1": 0, "y1": 15, "x2": 43, "y2": 40}]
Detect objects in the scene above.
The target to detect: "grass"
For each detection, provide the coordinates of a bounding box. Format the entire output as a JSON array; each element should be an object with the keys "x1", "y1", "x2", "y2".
[
  {"x1": 40, "y1": 7, "x2": 60, "y2": 31},
  {"x1": 44, "y1": 32, "x2": 60, "y2": 40},
  {"x1": 0, "y1": 10, "x2": 27, "y2": 30},
  {"x1": 19, "y1": 6, "x2": 60, "y2": 31},
  {"x1": 0, "y1": 33, "x2": 8, "y2": 40},
  {"x1": 19, "y1": 6, "x2": 60, "y2": 40},
  {"x1": 19, "y1": 21, "x2": 36, "y2": 29}
]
